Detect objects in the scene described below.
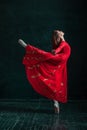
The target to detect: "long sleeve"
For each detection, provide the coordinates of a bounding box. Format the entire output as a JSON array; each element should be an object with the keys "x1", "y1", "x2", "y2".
[
  {"x1": 55, "y1": 41, "x2": 65, "y2": 54},
  {"x1": 55, "y1": 41, "x2": 71, "y2": 62}
]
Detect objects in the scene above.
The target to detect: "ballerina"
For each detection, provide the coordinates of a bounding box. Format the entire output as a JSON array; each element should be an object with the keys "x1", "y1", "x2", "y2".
[{"x1": 18, "y1": 30, "x2": 71, "y2": 114}]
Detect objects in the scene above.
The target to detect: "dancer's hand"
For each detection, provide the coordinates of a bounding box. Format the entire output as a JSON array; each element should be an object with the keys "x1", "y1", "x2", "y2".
[{"x1": 51, "y1": 49, "x2": 56, "y2": 55}]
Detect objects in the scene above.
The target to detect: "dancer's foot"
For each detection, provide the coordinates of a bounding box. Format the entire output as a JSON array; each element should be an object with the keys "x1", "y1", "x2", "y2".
[
  {"x1": 54, "y1": 100, "x2": 60, "y2": 114},
  {"x1": 54, "y1": 106, "x2": 60, "y2": 114},
  {"x1": 18, "y1": 39, "x2": 27, "y2": 48}
]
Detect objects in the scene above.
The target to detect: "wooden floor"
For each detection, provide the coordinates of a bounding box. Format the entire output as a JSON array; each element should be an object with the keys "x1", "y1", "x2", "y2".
[{"x1": 0, "y1": 99, "x2": 87, "y2": 130}]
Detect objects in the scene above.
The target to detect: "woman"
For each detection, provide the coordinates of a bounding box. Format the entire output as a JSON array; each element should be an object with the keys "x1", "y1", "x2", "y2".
[{"x1": 18, "y1": 30, "x2": 71, "y2": 114}]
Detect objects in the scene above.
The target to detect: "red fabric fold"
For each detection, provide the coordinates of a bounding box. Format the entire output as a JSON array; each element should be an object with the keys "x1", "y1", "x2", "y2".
[{"x1": 23, "y1": 41, "x2": 71, "y2": 103}]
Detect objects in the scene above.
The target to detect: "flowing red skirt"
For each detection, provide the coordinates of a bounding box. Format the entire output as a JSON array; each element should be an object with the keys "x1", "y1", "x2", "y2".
[{"x1": 22, "y1": 41, "x2": 71, "y2": 103}]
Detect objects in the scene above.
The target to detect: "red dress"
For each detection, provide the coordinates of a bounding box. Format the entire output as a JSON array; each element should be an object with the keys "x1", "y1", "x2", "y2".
[{"x1": 23, "y1": 41, "x2": 71, "y2": 103}]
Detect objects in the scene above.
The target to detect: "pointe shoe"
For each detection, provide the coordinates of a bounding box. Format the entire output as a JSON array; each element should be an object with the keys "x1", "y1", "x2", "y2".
[
  {"x1": 18, "y1": 39, "x2": 27, "y2": 48},
  {"x1": 54, "y1": 101, "x2": 60, "y2": 114},
  {"x1": 54, "y1": 106, "x2": 60, "y2": 114}
]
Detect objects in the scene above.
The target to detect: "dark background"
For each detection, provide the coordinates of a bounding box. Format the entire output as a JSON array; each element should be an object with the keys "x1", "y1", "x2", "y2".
[{"x1": 0, "y1": 0, "x2": 87, "y2": 100}]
